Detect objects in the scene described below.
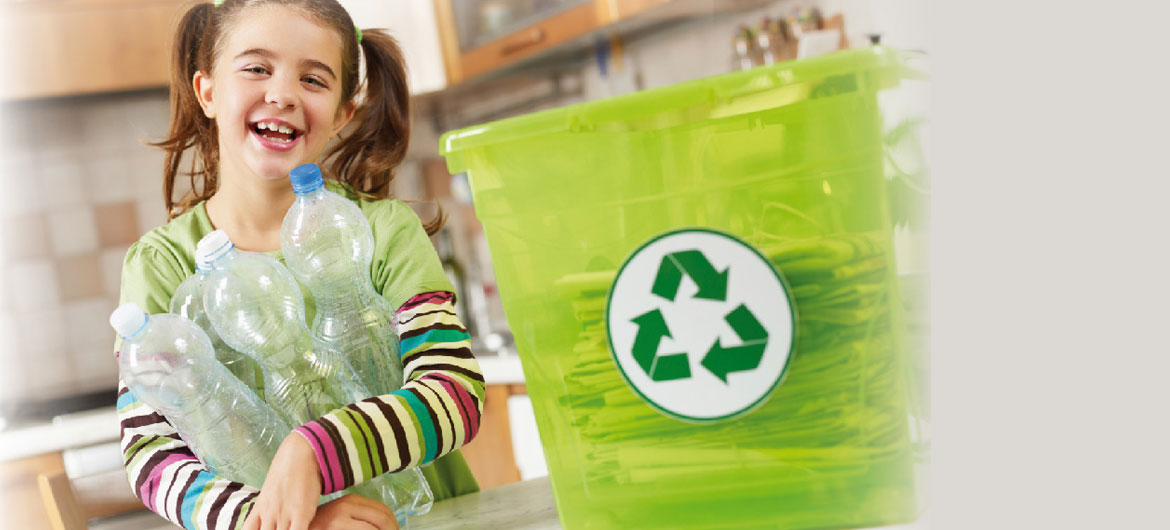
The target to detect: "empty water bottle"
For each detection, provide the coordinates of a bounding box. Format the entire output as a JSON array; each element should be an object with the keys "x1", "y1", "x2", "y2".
[
  {"x1": 197, "y1": 230, "x2": 365, "y2": 426},
  {"x1": 111, "y1": 302, "x2": 288, "y2": 488},
  {"x1": 170, "y1": 256, "x2": 264, "y2": 396},
  {"x1": 197, "y1": 230, "x2": 432, "y2": 521},
  {"x1": 281, "y1": 163, "x2": 404, "y2": 396}
]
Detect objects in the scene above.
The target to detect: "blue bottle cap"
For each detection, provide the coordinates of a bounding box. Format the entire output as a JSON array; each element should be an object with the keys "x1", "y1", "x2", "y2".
[{"x1": 289, "y1": 163, "x2": 324, "y2": 194}]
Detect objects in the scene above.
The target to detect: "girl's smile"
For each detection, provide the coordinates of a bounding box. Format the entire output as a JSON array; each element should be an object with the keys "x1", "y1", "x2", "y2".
[{"x1": 249, "y1": 118, "x2": 304, "y2": 152}]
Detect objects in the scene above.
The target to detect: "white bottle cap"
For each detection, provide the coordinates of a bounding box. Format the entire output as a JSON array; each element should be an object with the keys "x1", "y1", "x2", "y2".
[
  {"x1": 196, "y1": 230, "x2": 234, "y2": 266},
  {"x1": 110, "y1": 302, "x2": 148, "y2": 339}
]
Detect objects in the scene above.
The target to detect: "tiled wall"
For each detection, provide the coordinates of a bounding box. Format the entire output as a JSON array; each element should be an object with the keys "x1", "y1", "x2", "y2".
[{"x1": 0, "y1": 89, "x2": 172, "y2": 407}]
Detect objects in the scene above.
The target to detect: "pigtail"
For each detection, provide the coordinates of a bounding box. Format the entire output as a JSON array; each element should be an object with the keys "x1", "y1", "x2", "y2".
[
  {"x1": 328, "y1": 29, "x2": 446, "y2": 236},
  {"x1": 149, "y1": 2, "x2": 219, "y2": 219}
]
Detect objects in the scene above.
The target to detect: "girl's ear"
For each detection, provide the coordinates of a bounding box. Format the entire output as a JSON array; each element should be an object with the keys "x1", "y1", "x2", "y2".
[
  {"x1": 332, "y1": 99, "x2": 357, "y2": 136},
  {"x1": 193, "y1": 70, "x2": 217, "y2": 119}
]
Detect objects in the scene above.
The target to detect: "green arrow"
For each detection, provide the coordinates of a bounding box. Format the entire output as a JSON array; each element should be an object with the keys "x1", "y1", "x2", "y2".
[
  {"x1": 701, "y1": 304, "x2": 769, "y2": 383},
  {"x1": 650, "y1": 250, "x2": 729, "y2": 302},
  {"x1": 630, "y1": 309, "x2": 691, "y2": 382}
]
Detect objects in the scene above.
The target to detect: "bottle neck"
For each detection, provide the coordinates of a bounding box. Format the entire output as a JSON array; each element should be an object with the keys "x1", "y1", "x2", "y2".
[
  {"x1": 294, "y1": 186, "x2": 326, "y2": 201},
  {"x1": 314, "y1": 288, "x2": 392, "y2": 336},
  {"x1": 254, "y1": 331, "x2": 315, "y2": 371},
  {"x1": 311, "y1": 278, "x2": 380, "y2": 305},
  {"x1": 119, "y1": 314, "x2": 150, "y2": 341},
  {"x1": 206, "y1": 246, "x2": 239, "y2": 269}
]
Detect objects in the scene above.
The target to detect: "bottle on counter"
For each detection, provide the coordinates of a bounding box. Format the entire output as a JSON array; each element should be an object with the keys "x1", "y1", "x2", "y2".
[
  {"x1": 732, "y1": 25, "x2": 759, "y2": 71},
  {"x1": 111, "y1": 302, "x2": 287, "y2": 489},
  {"x1": 755, "y1": 17, "x2": 778, "y2": 65}
]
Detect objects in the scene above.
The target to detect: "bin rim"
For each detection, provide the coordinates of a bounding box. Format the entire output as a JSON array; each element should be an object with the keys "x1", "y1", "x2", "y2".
[{"x1": 438, "y1": 45, "x2": 926, "y2": 158}]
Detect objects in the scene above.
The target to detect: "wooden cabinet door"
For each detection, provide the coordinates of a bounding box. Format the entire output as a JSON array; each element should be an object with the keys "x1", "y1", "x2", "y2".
[
  {"x1": 0, "y1": 0, "x2": 187, "y2": 101},
  {"x1": 432, "y1": 0, "x2": 600, "y2": 84}
]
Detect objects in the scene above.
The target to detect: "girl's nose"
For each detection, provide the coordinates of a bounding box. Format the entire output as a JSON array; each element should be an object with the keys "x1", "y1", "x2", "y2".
[{"x1": 265, "y1": 79, "x2": 298, "y2": 109}]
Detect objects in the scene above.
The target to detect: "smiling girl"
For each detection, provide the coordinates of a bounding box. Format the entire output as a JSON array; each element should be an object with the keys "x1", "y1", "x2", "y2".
[{"x1": 115, "y1": 1, "x2": 483, "y2": 529}]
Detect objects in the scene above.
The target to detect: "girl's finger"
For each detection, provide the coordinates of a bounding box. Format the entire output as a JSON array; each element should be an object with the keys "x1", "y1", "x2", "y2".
[
  {"x1": 308, "y1": 517, "x2": 376, "y2": 530},
  {"x1": 347, "y1": 517, "x2": 379, "y2": 530},
  {"x1": 291, "y1": 513, "x2": 313, "y2": 530},
  {"x1": 241, "y1": 511, "x2": 259, "y2": 530},
  {"x1": 342, "y1": 495, "x2": 394, "y2": 518},
  {"x1": 344, "y1": 503, "x2": 397, "y2": 530},
  {"x1": 346, "y1": 495, "x2": 396, "y2": 520}
]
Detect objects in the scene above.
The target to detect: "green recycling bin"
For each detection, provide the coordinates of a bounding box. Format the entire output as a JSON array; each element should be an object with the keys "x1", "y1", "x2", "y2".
[{"x1": 440, "y1": 46, "x2": 925, "y2": 529}]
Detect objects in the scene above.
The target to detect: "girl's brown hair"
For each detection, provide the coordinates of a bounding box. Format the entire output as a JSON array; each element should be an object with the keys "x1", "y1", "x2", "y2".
[{"x1": 152, "y1": 0, "x2": 443, "y2": 234}]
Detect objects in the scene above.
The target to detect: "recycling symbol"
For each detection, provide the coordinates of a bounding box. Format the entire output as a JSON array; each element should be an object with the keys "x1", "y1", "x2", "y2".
[{"x1": 607, "y1": 229, "x2": 795, "y2": 422}]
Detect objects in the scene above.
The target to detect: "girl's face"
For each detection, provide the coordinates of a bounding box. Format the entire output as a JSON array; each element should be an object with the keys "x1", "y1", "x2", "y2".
[{"x1": 194, "y1": 5, "x2": 354, "y2": 184}]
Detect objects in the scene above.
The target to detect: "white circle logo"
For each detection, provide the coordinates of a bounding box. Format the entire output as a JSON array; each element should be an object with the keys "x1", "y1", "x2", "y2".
[{"x1": 606, "y1": 229, "x2": 796, "y2": 422}]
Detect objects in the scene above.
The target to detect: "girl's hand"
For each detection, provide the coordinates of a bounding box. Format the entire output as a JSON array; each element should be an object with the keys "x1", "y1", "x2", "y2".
[
  {"x1": 309, "y1": 494, "x2": 399, "y2": 530},
  {"x1": 242, "y1": 433, "x2": 323, "y2": 530}
]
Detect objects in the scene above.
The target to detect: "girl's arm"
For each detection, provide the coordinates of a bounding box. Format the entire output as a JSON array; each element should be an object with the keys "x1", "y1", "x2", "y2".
[
  {"x1": 118, "y1": 380, "x2": 258, "y2": 530},
  {"x1": 292, "y1": 291, "x2": 484, "y2": 494}
]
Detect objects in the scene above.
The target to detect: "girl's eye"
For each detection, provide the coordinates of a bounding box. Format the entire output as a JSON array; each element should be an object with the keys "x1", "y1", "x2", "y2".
[
  {"x1": 244, "y1": 66, "x2": 269, "y2": 75},
  {"x1": 304, "y1": 77, "x2": 327, "y2": 88}
]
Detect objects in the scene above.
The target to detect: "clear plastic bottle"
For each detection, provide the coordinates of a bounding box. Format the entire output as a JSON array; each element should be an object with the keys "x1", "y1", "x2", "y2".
[
  {"x1": 280, "y1": 163, "x2": 404, "y2": 396},
  {"x1": 198, "y1": 230, "x2": 432, "y2": 521},
  {"x1": 170, "y1": 256, "x2": 264, "y2": 396},
  {"x1": 111, "y1": 302, "x2": 287, "y2": 488}
]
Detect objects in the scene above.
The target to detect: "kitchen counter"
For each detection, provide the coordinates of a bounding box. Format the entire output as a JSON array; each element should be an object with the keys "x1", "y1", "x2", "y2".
[
  {"x1": 476, "y1": 354, "x2": 526, "y2": 385},
  {"x1": 0, "y1": 406, "x2": 119, "y2": 462},
  {"x1": 412, "y1": 476, "x2": 559, "y2": 529},
  {"x1": 94, "y1": 473, "x2": 929, "y2": 529},
  {"x1": 0, "y1": 354, "x2": 525, "y2": 463},
  {"x1": 89, "y1": 477, "x2": 559, "y2": 530}
]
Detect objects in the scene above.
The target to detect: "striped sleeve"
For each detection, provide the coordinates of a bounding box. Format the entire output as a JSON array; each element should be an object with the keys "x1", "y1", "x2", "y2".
[
  {"x1": 118, "y1": 380, "x2": 259, "y2": 529},
  {"x1": 293, "y1": 291, "x2": 485, "y2": 494}
]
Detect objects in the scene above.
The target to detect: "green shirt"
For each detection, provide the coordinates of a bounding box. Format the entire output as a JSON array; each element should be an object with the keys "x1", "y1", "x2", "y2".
[{"x1": 115, "y1": 180, "x2": 479, "y2": 501}]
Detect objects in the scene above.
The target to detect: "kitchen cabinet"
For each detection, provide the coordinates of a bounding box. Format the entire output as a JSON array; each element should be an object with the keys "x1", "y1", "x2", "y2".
[
  {"x1": 0, "y1": 0, "x2": 187, "y2": 101},
  {"x1": 0, "y1": 0, "x2": 449, "y2": 100},
  {"x1": 431, "y1": 0, "x2": 775, "y2": 84},
  {"x1": 433, "y1": 0, "x2": 595, "y2": 83}
]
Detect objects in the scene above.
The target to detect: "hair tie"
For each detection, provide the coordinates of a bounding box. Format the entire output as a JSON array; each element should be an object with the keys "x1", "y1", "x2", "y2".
[{"x1": 355, "y1": 26, "x2": 362, "y2": 44}]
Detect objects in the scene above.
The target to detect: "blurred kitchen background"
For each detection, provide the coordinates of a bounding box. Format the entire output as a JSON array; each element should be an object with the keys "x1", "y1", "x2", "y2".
[{"x1": 0, "y1": 0, "x2": 927, "y2": 526}]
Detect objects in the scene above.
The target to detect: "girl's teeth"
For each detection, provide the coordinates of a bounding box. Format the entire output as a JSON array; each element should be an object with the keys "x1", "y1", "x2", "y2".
[
  {"x1": 253, "y1": 122, "x2": 296, "y2": 134},
  {"x1": 253, "y1": 122, "x2": 296, "y2": 143}
]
